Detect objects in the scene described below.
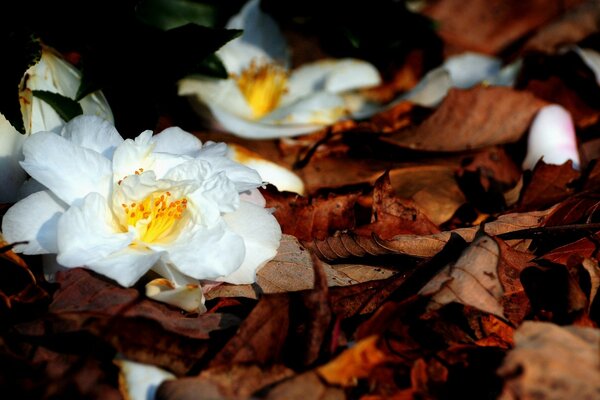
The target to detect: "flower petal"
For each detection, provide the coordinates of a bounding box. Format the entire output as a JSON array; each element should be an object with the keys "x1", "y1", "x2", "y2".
[
  {"x1": 286, "y1": 58, "x2": 381, "y2": 101},
  {"x1": 220, "y1": 201, "x2": 281, "y2": 284},
  {"x1": 208, "y1": 103, "x2": 326, "y2": 138},
  {"x1": 218, "y1": 0, "x2": 289, "y2": 74},
  {"x1": 178, "y1": 77, "x2": 254, "y2": 119},
  {"x1": 147, "y1": 261, "x2": 206, "y2": 312},
  {"x1": 151, "y1": 126, "x2": 203, "y2": 156},
  {"x1": 228, "y1": 143, "x2": 304, "y2": 194},
  {"x1": 1, "y1": 190, "x2": 66, "y2": 254},
  {"x1": 57, "y1": 192, "x2": 135, "y2": 268},
  {"x1": 522, "y1": 104, "x2": 581, "y2": 170},
  {"x1": 115, "y1": 359, "x2": 175, "y2": 400},
  {"x1": 444, "y1": 52, "x2": 502, "y2": 89},
  {"x1": 20, "y1": 132, "x2": 113, "y2": 204},
  {"x1": 261, "y1": 91, "x2": 347, "y2": 125},
  {"x1": 573, "y1": 46, "x2": 600, "y2": 86},
  {"x1": 0, "y1": 114, "x2": 27, "y2": 202},
  {"x1": 19, "y1": 46, "x2": 113, "y2": 135},
  {"x1": 60, "y1": 115, "x2": 123, "y2": 158},
  {"x1": 86, "y1": 247, "x2": 163, "y2": 287},
  {"x1": 158, "y1": 223, "x2": 245, "y2": 280}
]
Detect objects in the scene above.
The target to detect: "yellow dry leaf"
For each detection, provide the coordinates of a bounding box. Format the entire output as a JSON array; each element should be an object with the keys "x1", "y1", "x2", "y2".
[{"x1": 317, "y1": 335, "x2": 387, "y2": 387}]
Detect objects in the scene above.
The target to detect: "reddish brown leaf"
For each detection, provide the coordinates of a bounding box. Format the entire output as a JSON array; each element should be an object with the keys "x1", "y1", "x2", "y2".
[
  {"x1": 422, "y1": 0, "x2": 575, "y2": 55},
  {"x1": 524, "y1": 0, "x2": 600, "y2": 54},
  {"x1": 519, "y1": 161, "x2": 580, "y2": 210},
  {"x1": 210, "y1": 293, "x2": 290, "y2": 368},
  {"x1": 497, "y1": 321, "x2": 600, "y2": 400},
  {"x1": 262, "y1": 185, "x2": 358, "y2": 241},
  {"x1": 381, "y1": 86, "x2": 547, "y2": 152},
  {"x1": 540, "y1": 236, "x2": 597, "y2": 265},
  {"x1": 355, "y1": 171, "x2": 439, "y2": 239}
]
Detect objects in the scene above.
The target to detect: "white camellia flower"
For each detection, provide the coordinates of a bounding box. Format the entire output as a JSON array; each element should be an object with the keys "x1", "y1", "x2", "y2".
[
  {"x1": 178, "y1": 0, "x2": 382, "y2": 139},
  {"x1": 0, "y1": 46, "x2": 113, "y2": 202},
  {"x1": 1, "y1": 115, "x2": 282, "y2": 310}
]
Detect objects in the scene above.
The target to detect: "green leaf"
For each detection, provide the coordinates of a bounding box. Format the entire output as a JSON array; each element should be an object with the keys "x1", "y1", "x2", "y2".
[
  {"x1": 75, "y1": 62, "x2": 103, "y2": 101},
  {"x1": 193, "y1": 53, "x2": 229, "y2": 79},
  {"x1": 136, "y1": 0, "x2": 218, "y2": 30},
  {"x1": 32, "y1": 91, "x2": 83, "y2": 122}
]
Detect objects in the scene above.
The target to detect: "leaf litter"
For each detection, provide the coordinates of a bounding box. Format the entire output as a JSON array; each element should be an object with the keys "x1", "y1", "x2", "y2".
[{"x1": 3, "y1": 1, "x2": 600, "y2": 399}]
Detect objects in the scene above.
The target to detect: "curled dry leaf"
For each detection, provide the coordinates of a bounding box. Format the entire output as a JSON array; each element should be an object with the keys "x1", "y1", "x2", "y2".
[
  {"x1": 524, "y1": 0, "x2": 600, "y2": 54},
  {"x1": 419, "y1": 232, "x2": 533, "y2": 323},
  {"x1": 497, "y1": 321, "x2": 600, "y2": 400},
  {"x1": 308, "y1": 206, "x2": 555, "y2": 260},
  {"x1": 422, "y1": 0, "x2": 571, "y2": 54},
  {"x1": 381, "y1": 86, "x2": 547, "y2": 152}
]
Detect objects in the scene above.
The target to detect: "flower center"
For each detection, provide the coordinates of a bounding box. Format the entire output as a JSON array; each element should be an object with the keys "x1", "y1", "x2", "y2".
[
  {"x1": 121, "y1": 191, "x2": 188, "y2": 243},
  {"x1": 236, "y1": 62, "x2": 288, "y2": 119}
]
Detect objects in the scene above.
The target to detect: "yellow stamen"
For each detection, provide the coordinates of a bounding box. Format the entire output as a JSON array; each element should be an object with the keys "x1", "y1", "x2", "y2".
[
  {"x1": 122, "y1": 192, "x2": 188, "y2": 243},
  {"x1": 236, "y1": 62, "x2": 288, "y2": 118}
]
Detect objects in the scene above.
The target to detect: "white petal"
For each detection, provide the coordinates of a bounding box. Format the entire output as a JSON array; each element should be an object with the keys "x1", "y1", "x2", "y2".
[
  {"x1": 1, "y1": 190, "x2": 66, "y2": 254},
  {"x1": 400, "y1": 68, "x2": 453, "y2": 107},
  {"x1": 208, "y1": 103, "x2": 326, "y2": 138},
  {"x1": 56, "y1": 192, "x2": 134, "y2": 268},
  {"x1": 218, "y1": 0, "x2": 289, "y2": 74},
  {"x1": 261, "y1": 91, "x2": 347, "y2": 125},
  {"x1": 159, "y1": 223, "x2": 245, "y2": 280},
  {"x1": 523, "y1": 105, "x2": 581, "y2": 170},
  {"x1": 115, "y1": 359, "x2": 175, "y2": 400},
  {"x1": 60, "y1": 115, "x2": 123, "y2": 158},
  {"x1": 19, "y1": 46, "x2": 113, "y2": 134},
  {"x1": 286, "y1": 58, "x2": 381, "y2": 101},
  {"x1": 198, "y1": 145, "x2": 263, "y2": 192},
  {"x1": 220, "y1": 201, "x2": 281, "y2": 284},
  {"x1": 112, "y1": 131, "x2": 155, "y2": 180},
  {"x1": 151, "y1": 126, "x2": 203, "y2": 156},
  {"x1": 0, "y1": 114, "x2": 27, "y2": 202},
  {"x1": 86, "y1": 247, "x2": 163, "y2": 287},
  {"x1": 228, "y1": 143, "x2": 304, "y2": 194},
  {"x1": 444, "y1": 52, "x2": 502, "y2": 88},
  {"x1": 178, "y1": 77, "x2": 254, "y2": 119},
  {"x1": 240, "y1": 188, "x2": 266, "y2": 207},
  {"x1": 20, "y1": 132, "x2": 113, "y2": 205},
  {"x1": 147, "y1": 261, "x2": 206, "y2": 313}
]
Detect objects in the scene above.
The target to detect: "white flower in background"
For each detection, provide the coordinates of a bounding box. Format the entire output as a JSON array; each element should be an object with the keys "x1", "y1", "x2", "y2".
[
  {"x1": 1, "y1": 115, "x2": 282, "y2": 311},
  {"x1": 0, "y1": 46, "x2": 113, "y2": 203},
  {"x1": 114, "y1": 358, "x2": 174, "y2": 400},
  {"x1": 178, "y1": 0, "x2": 381, "y2": 139},
  {"x1": 522, "y1": 104, "x2": 580, "y2": 170}
]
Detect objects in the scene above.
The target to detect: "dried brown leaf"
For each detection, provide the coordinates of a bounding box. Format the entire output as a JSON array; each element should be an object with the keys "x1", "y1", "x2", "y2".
[
  {"x1": 264, "y1": 371, "x2": 345, "y2": 400},
  {"x1": 422, "y1": 0, "x2": 578, "y2": 54},
  {"x1": 524, "y1": 0, "x2": 600, "y2": 54},
  {"x1": 157, "y1": 365, "x2": 294, "y2": 400},
  {"x1": 381, "y1": 86, "x2": 547, "y2": 152},
  {"x1": 497, "y1": 321, "x2": 600, "y2": 400},
  {"x1": 309, "y1": 207, "x2": 553, "y2": 261},
  {"x1": 419, "y1": 233, "x2": 533, "y2": 322},
  {"x1": 385, "y1": 165, "x2": 466, "y2": 225},
  {"x1": 262, "y1": 185, "x2": 358, "y2": 241},
  {"x1": 355, "y1": 172, "x2": 439, "y2": 239}
]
